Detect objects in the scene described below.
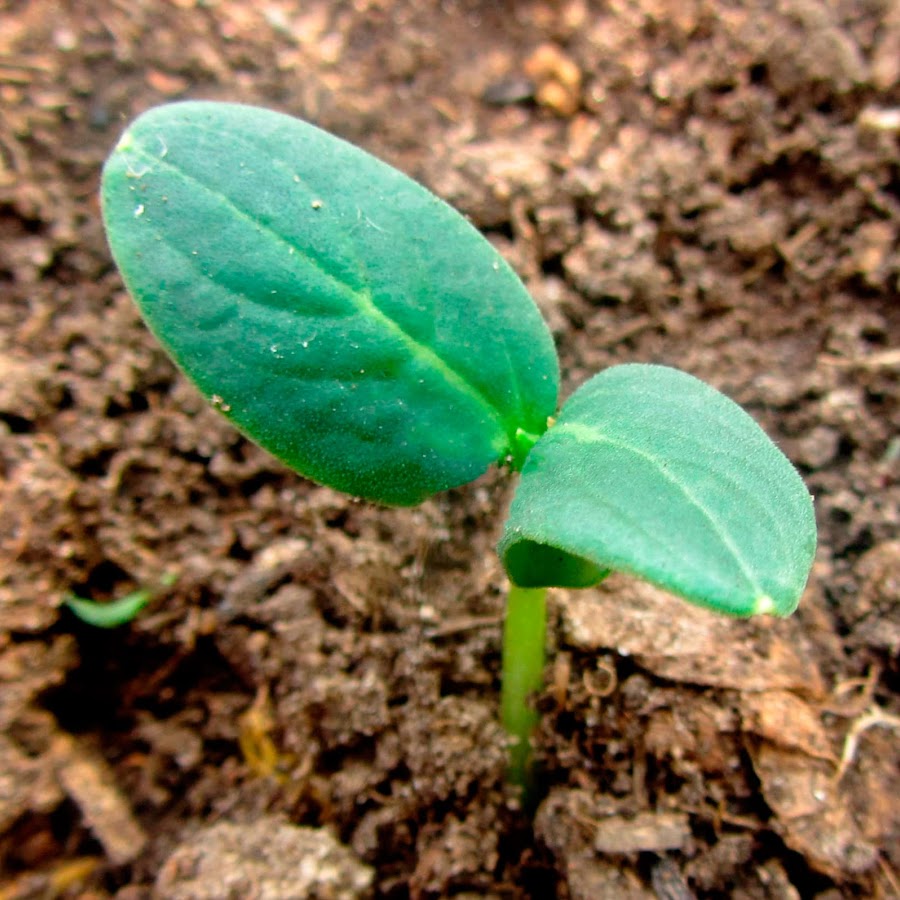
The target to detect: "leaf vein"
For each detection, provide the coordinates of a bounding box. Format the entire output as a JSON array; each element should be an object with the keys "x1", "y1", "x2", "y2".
[
  {"x1": 127, "y1": 142, "x2": 508, "y2": 442},
  {"x1": 556, "y1": 421, "x2": 766, "y2": 597}
]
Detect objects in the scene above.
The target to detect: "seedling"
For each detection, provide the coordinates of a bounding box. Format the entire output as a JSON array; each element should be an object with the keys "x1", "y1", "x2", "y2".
[
  {"x1": 65, "y1": 573, "x2": 177, "y2": 628},
  {"x1": 101, "y1": 102, "x2": 816, "y2": 791}
]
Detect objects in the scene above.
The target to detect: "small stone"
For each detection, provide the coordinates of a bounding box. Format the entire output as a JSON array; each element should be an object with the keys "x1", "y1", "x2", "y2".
[
  {"x1": 857, "y1": 107, "x2": 900, "y2": 134},
  {"x1": 481, "y1": 77, "x2": 535, "y2": 106},
  {"x1": 536, "y1": 80, "x2": 580, "y2": 117},
  {"x1": 794, "y1": 425, "x2": 841, "y2": 469},
  {"x1": 593, "y1": 811, "x2": 691, "y2": 854},
  {"x1": 524, "y1": 43, "x2": 582, "y2": 116},
  {"x1": 146, "y1": 69, "x2": 190, "y2": 96}
]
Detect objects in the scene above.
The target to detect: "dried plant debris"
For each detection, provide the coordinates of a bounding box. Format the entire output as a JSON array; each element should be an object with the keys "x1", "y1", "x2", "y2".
[
  {"x1": 51, "y1": 735, "x2": 147, "y2": 866},
  {"x1": 750, "y1": 744, "x2": 878, "y2": 877},
  {"x1": 739, "y1": 690, "x2": 834, "y2": 761},
  {"x1": 536, "y1": 789, "x2": 683, "y2": 899},
  {"x1": 558, "y1": 576, "x2": 825, "y2": 695}
]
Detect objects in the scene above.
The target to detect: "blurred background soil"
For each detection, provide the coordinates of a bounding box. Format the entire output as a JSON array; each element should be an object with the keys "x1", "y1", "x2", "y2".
[{"x1": 1, "y1": 0, "x2": 898, "y2": 897}]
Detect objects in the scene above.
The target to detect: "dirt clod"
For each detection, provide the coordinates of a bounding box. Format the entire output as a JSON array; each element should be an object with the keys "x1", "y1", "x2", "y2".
[{"x1": 155, "y1": 818, "x2": 374, "y2": 900}]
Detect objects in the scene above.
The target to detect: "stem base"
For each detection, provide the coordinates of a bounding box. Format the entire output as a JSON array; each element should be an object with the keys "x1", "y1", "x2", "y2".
[{"x1": 500, "y1": 584, "x2": 548, "y2": 793}]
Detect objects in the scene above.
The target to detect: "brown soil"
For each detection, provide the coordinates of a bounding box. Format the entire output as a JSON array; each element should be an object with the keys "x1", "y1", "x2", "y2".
[{"x1": 1, "y1": 1, "x2": 898, "y2": 897}]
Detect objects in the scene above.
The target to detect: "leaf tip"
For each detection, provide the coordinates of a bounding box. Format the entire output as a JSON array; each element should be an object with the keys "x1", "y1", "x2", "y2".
[
  {"x1": 113, "y1": 130, "x2": 134, "y2": 154},
  {"x1": 752, "y1": 593, "x2": 799, "y2": 618}
]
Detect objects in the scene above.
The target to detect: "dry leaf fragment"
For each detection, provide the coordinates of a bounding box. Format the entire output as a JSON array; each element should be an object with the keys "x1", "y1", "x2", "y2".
[
  {"x1": 750, "y1": 744, "x2": 877, "y2": 877},
  {"x1": 560, "y1": 577, "x2": 825, "y2": 695},
  {"x1": 52, "y1": 735, "x2": 147, "y2": 866},
  {"x1": 740, "y1": 691, "x2": 834, "y2": 761}
]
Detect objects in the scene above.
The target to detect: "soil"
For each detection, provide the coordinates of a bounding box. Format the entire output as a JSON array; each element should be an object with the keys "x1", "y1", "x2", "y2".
[{"x1": 1, "y1": 0, "x2": 898, "y2": 897}]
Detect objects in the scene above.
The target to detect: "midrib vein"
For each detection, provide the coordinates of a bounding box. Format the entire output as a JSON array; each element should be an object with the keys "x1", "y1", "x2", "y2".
[
  {"x1": 127, "y1": 144, "x2": 509, "y2": 442},
  {"x1": 556, "y1": 421, "x2": 765, "y2": 597}
]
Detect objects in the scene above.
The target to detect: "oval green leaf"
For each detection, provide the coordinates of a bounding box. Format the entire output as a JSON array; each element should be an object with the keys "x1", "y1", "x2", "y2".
[
  {"x1": 499, "y1": 365, "x2": 817, "y2": 617},
  {"x1": 101, "y1": 102, "x2": 558, "y2": 505}
]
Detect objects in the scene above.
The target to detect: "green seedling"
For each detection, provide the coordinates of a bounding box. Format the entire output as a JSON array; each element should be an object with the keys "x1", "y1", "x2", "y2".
[
  {"x1": 65, "y1": 573, "x2": 177, "y2": 629},
  {"x1": 101, "y1": 102, "x2": 816, "y2": 791}
]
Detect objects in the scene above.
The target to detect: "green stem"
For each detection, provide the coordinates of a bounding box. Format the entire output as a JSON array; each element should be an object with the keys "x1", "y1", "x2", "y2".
[{"x1": 500, "y1": 583, "x2": 548, "y2": 794}]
